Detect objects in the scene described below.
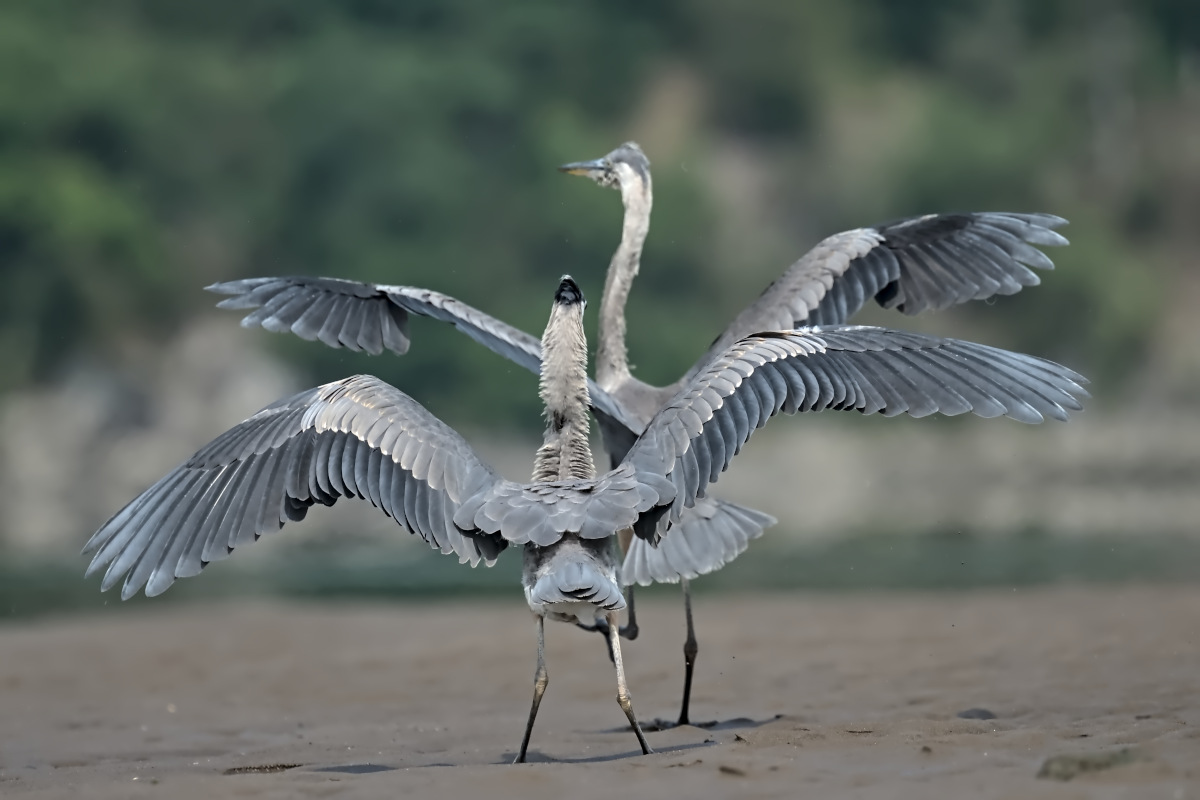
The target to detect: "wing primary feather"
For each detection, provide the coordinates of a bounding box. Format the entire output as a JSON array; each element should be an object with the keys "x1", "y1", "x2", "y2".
[
  {"x1": 290, "y1": 290, "x2": 338, "y2": 342},
  {"x1": 689, "y1": 423, "x2": 714, "y2": 494},
  {"x1": 872, "y1": 348, "x2": 974, "y2": 416},
  {"x1": 708, "y1": 402, "x2": 736, "y2": 475},
  {"x1": 402, "y1": 467, "x2": 424, "y2": 541},
  {"x1": 363, "y1": 447, "x2": 384, "y2": 510},
  {"x1": 357, "y1": 301, "x2": 386, "y2": 356},
  {"x1": 334, "y1": 297, "x2": 369, "y2": 351},
  {"x1": 138, "y1": 473, "x2": 216, "y2": 597},
  {"x1": 259, "y1": 293, "x2": 313, "y2": 332},
  {"x1": 85, "y1": 484, "x2": 160, "y2": 567},
  {"x1": 99, "y1": 471, "x2": 190, "y2": 591},
  {"x1": 121, "y1": 479, "x2": 202, "y2": 599},
  {"x1": 941, "y1": 344, "x2": 1072, "y2": 413},
  {"x1": 118, "y1": 471, "x2": 209, "y2": 595},
  {"x1": 316, "y1": 294, "x2": 354, "y2": 349},
  {"x1": 243, "y1": 291, "x2": 301, "y2": 330},
  {"x1": 931, "y1": 347, "x2": 1048, "y2": 423},
  {"x1": 193, "y1": 466, "x2": 243, "y2": 563},
  {"x1": 249, "y1": 446, "x2": 292, "y2": 535}
]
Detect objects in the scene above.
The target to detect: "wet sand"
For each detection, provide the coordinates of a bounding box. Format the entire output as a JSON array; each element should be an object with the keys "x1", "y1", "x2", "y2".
[{"x1": 2, "y1": 586, "x2": 1198, "y2": 798}]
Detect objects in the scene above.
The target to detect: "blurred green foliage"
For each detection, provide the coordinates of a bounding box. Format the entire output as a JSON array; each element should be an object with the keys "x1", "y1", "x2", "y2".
[{"x1": 0, "y1": 0, "x2": 1194, "y2": 424}]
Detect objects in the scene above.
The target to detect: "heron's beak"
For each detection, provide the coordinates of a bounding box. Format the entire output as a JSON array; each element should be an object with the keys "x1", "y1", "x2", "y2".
[{"x1": 558, "y1": 157, "x2": 606, "y2": 177}]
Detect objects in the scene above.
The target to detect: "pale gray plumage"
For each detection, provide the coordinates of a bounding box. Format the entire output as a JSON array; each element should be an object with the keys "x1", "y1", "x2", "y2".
[
  {"x1": 83, "y1": 321, "x2": 1088, "y2": 600},
  {"x1": 207, "y1": 143, "x2": 1073, "y2": 727},
  {"x1": 685, "y1": 212, "x2": 1068, "y2": 385},
  {"x1": 527, "y1": 556, "x2": 625, "y2": 612},
  {"x1": 523, "y1": 537, "x2": 627, "y2": 622},
  {"x1": 86, "y1": 275, "x2": 660, "y2": 760},
  {"x1": 619, "y1": 326, "x2": 1086, "y2": 544},
  {"x1": 557, "y1": 142, "x2": 1070, "y2": 725},
  {"x1": 202, "y1": 224, "x2": 1069, "y2": 580},
  {"x1": 208, "y1": 276, "x2": 641, "y2": 437},
  {"x1": 207, "y1": 150, "x2": 1069, "y2": 590},
  {"x1": 622, "y1": 498, "x2": 773, "y2": 586},
  {"x1": 85, "y1": 276, "x2": 1086, "y2": 758},
  {"x1": 81, "y1": 373, "x2": 660, "y2": 600}
]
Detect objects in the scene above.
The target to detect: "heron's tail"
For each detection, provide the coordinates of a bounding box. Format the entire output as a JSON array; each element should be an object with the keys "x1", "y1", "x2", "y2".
[{"x1": 528, "y1": 561, "x2": 625, "y2": 612}]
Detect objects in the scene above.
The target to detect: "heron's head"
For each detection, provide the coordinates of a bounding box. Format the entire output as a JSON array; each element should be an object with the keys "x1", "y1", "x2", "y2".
[
  {"x1": 554, "y1": 274, "x2": 585, "y2": 308},
  {"x1": 558, "y1": 141, "x2": 650, "y2": 193}
]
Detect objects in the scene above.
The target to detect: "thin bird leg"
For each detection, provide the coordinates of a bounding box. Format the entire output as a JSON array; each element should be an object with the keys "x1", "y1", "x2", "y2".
[
  {"x1": 678, "y1": 578, "x2": 698, "y2": 726},
  {"x1": 622, "y1": 585, "x2": 640, "y2": 639},
  {"x1": 607, "y1": 611, "x2": 652, "y2": 756},
  {"x1": 514, "y1": 615, "x2": 548, "y2": 764}
]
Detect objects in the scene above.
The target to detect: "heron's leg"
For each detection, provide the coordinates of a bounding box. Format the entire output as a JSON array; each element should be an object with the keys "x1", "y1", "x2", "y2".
[
  {"x1": 622, "y1": 585, "x2": 640, "y2": 640},
  {"x1": 678, "y1": 578, "x2": 698, "y2": 726},
  {"x1": 514, "y1": 615, "x2": 548, "y2": 764},
  {"x1": 607, "y1": 612, "x2": 652, "y2": 756}
]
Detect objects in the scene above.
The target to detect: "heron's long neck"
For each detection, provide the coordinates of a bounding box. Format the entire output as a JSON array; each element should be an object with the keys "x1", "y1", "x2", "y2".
[
  {"x1": 595, "y1": 180, "x2": 652, "y2": 392},
  {"x1": 532, "y1": 304, "x2": 594, "y2": 483}
]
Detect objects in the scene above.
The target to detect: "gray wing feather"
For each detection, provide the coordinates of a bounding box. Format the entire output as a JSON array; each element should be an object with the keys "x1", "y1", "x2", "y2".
[
  {"x1": 626, "y1": 326, "x2": 1088, "y2": 542},
  {"x1": 452, "y1": 465, "x2": 659, "y2": 547},
  {"x1": 207, "y1": 276, "x2": 642, "y2": 435},
  {"x1": 83, "y1": 373, "x2": 666, "y2": 600},
  {"x1": 686, "y1": 213, "x2": 1067, "y2": 383},
  {"x1": 82, "y1": 375, "x2": 514, "y2": 600},
  {"x1": 622, "y1": 498, "x2": 776, "y2": 586}
]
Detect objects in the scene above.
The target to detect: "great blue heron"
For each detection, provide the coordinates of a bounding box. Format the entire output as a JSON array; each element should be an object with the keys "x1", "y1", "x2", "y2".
[
  {"x1": 85, "y1": 275, "x2": 1085, "y2": 761},
  {"x1": 555, "y1": 140, "x2": 1068, "y2": 722},
  {"x1": 208, "y1": 143, "x2": 1069, "y2": 725}
]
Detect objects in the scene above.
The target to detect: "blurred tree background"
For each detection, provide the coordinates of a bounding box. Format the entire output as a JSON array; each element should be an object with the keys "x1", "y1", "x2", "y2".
[
  {"x1": 5, "y1": 0, "x2": 1198, "y2": 415},
  {"x1": 2, "y1": 0, "x2": 1199, "y2": 609}
]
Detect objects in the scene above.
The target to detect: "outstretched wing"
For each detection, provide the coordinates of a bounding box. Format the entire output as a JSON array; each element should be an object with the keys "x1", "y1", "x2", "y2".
[
  {"x1": 210, "y1": 276, "x2": 542, "y2": 365},
  {"x1": 83, "y1": 375, "x2": 511, "y2": 599},
  {"x1": 207, "y1": 276, "x2": 641, "y2": 434},
  {"x1": 687, "y1": 213, "x2": 1067, "y2": 382},
  {"x1": 83, "y1": 374, "x2": 659, "y2": 600},
  {"x1": 625, "y1": 326, "x2": 1088, "y2": 543}
]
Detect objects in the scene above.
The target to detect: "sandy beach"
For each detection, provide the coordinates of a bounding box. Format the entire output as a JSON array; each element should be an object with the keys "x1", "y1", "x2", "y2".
[{"x1": 2, "y1": 586, "x2": 1198, "y2": 799}]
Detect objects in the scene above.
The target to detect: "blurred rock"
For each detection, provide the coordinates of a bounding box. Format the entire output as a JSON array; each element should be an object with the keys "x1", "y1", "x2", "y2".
[{"x1": 0, "y1": 319, "x2": 295, "y2": 557}]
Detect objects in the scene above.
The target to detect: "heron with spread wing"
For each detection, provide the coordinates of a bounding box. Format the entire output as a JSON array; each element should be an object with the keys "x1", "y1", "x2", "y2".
[
  {"x1": 86, "y1": 276, "x2": 1086, "y2": 761},
  {"x1": 207, "y1": 143, "x2": 1070, "y2": 726}
]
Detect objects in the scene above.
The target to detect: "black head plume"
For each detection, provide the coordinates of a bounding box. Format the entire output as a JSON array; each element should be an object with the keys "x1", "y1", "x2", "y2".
[
  {"x1": 554, "y1": 275, "x2": 584, "y2": 306},
  {"x1": 611, "y1": 141, "x2": 650, "y2": 180}
]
